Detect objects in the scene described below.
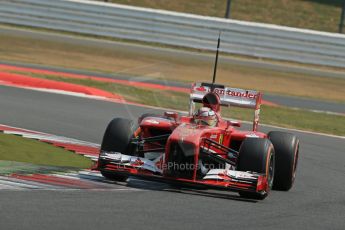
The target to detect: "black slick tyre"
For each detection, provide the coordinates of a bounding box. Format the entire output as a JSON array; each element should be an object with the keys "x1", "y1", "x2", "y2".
[
  {"x1": 99, "y1": 118, "x2": 138, "y2": 181},
  {"x1": 268, "y1": 131, "x2": 299, "y2": 191},
  {"x1": 237, "y1": 138, "x2": 275, "y2": 200}
]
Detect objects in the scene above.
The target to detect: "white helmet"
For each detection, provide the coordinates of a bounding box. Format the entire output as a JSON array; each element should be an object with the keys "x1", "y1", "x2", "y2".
[{"x1": 193, "y1": 107, "x2": 218, "y2": 127}]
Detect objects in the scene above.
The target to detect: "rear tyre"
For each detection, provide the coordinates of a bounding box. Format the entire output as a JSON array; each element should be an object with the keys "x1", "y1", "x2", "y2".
[
  {"x1": 237, "y1": 138, "x2": 275, "y2": 200},
  {"x1": 268, "y1": 131, "x2": 299, "y2": 191},
  {"x1": 99, "y1": 118, "x2": 138, "y2": 181}
]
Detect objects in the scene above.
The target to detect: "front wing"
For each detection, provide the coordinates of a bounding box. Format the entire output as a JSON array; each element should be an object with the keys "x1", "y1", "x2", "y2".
[{"x1": 97, "y1": 152, "x2": 268, "y2": 194}]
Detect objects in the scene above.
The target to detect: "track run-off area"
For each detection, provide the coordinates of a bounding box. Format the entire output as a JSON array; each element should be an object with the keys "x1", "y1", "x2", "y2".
[
  {"x1": 1, "y1": 26, "x2": 345, "y2": 114},
  {"x1": 0, "y1": 84, "x2": 344, "y2": 230}
]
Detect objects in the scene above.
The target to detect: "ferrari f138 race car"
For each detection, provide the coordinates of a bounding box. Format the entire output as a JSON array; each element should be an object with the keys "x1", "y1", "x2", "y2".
[{"x1": 96, "y1": 82, "x2": 300, "y2": 200}]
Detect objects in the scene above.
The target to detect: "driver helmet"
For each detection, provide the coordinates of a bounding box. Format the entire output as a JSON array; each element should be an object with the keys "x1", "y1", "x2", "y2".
[{"x1": 193, "y1": 107, "x2": 218, "y2": 127}]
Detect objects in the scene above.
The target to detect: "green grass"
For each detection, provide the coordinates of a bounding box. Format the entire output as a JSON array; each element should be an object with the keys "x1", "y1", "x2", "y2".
[
  {"x1": 0, "y1": 133, "x2": 93, "y2": 168},
  {"x1": 102, "y1": 0, "x2": 344, "y2": 32},
  {"x1": 257, "y1": 106, "x2": 344, "y2": 135},
  {"x1": 11, "y1": 72, "x2": 345, "y2": 136}
]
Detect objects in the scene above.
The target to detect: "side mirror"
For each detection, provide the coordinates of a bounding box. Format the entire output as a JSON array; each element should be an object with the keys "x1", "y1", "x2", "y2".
[{"x1": 164, "y1": 111, "x2": 179, "y2": 121}]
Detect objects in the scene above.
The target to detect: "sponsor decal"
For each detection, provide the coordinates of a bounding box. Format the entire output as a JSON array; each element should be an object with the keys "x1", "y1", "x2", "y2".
[
  {"x1": 213, "y1": 88, "x2": 257, "y2": 99},
  {"x1": 227, "y1": 171, "x2": 256, "y2": 179},
  {"x1": 194, "y1": 86, "x2": 209, "y2": 92},
  {"x1": 144, "y1": 119, "x2": 160, "y2": 124},
  {"x1": 132, "y1": 158, "x2": 144, "y2": 166},
  {"x1": 245, "y1": 133, "x2": 259, "y2": 138},
  {"x1": 210, "y1": 134, "x2": 218, "y2": 139}
]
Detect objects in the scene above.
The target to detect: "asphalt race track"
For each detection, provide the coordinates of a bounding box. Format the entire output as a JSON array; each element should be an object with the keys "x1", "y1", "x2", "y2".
[{"x1": 0, "y1": 85, "x2": 344, "y2": 230}]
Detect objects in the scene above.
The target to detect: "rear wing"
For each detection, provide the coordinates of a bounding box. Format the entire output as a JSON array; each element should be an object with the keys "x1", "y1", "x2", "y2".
[{"x1": 189, "y1": 82, "x2": 262, "y2": 131}]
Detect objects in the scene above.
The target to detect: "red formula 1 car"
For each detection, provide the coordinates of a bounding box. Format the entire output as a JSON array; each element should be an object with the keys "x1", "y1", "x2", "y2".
[{"x1": 96, "y1": 82, "x2": 300, "y2": 200}]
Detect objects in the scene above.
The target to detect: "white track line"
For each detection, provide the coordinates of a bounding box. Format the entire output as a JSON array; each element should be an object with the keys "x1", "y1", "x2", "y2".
[
  {"x1": 0, "y1": 176, "x2": 58, "y2": 190},
  {"x1": 3, "y1": 131, "x2": 99, "y2": 147}
]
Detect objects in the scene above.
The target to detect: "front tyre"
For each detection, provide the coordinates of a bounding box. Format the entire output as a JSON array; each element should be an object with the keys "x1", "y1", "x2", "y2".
[
  {"x1": 268, "y1": 131, "x2": 300, "y2": 191},
  {"x1": 99, "y1": 118, "x2": 138, "y2": 181},
  {"x1": 237, "y1": 138, "x2": 275, "y2": 200}
]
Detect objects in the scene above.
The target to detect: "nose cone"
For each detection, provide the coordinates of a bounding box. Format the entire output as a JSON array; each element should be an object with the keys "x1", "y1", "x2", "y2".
[{"x1": 169, "y1": 123, "x2": 212, "y2": 145}]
